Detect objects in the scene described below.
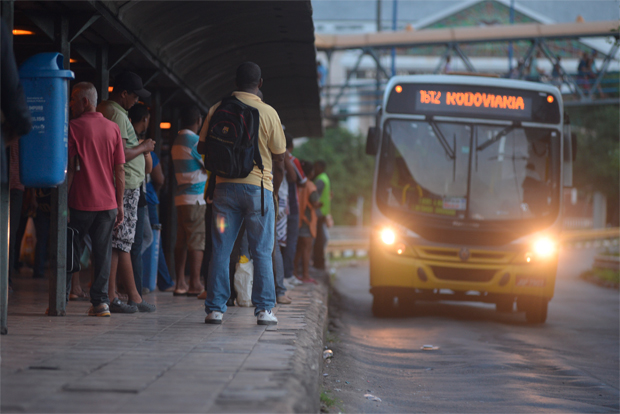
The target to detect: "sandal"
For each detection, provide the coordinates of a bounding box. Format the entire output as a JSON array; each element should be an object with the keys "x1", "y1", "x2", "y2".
[
  {"x1": 69, "y1": 291, "x2": 89, "y2": 301},
  {"x1": 173, "y1": 289, "x2": 188, "y2": 296}
]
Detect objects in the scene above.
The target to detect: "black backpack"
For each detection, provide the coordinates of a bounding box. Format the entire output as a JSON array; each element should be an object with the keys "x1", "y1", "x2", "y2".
[{"x1": 204, "y1": 95, "x2": 266, "y2": 213}]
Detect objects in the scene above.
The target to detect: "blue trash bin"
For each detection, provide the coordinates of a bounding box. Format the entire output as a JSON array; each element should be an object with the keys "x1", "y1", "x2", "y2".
[
  {"x1": 18, "y1": 53, "x2": 74, "y2": 187},
  {"x1": 142, "y1": 224, "x2": 161, "y2": 292}
]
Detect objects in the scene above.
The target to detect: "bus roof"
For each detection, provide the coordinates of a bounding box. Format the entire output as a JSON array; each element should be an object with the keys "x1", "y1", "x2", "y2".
[{"x1": 385, "y1": 74, "x2": 562, "y2": 101}]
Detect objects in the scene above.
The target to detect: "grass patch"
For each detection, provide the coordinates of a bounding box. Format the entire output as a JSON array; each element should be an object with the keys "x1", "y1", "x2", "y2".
[
  {"x1": 320, "y1": 391, "x2": 336, "y2": 407},
  {"x1": 581, "y1": 268, "x2": 619, "y2": 285},
  {"x1": 326, "y1": 330, "x2": 340, "y2": 344}
]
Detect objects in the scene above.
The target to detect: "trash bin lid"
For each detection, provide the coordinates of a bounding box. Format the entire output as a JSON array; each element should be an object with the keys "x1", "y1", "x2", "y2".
[{"x1": 19, "y1": 52, "x2": 75, "y2": 79}]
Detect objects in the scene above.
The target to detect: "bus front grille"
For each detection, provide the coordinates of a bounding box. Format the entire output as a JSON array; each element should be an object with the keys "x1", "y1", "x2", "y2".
[
  {"x1": 430, "y1": 266, "x2": 496, "y2": 283},
  {"x1": 419, "y1": 247, "x2": 513, "y2": 264}
]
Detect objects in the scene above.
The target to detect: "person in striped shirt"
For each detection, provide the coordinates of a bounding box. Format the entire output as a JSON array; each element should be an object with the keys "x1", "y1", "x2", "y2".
[{"x1": 171, "y1": 105, "x2": 207, "y2": 296}]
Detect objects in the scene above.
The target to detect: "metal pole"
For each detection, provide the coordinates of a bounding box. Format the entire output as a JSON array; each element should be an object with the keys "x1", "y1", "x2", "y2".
[
  {"x1": 0, "y1": 0, "x2": 15, "y2": 335},
  {"x1": 49, "y1": 14, "x2": 69, "y2": 316},
  {"x1": 391, "y1": 0, "x2": 397, "y2": 77},
  {"x1": 508, "y1": 0, "x2": 514, "y2": 72},
  {"x1": 376, "y1": 0, "x2": 382, "y2": 107}
]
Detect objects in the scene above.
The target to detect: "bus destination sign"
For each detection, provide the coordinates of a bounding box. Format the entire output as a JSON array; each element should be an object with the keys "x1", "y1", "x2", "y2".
[
  {"x1": 419, "y1": 90, "x2": 526, "y2": 111},
  {"x1": 416, "y1": 88, "x2": 532, "y2": 119},
  {"x1": 386, "y1": 83, "x2": 560, "y2": 123}
]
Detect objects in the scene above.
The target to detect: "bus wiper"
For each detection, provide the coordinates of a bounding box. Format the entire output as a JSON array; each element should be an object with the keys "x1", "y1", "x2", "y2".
[
  {"x1": 476, "y1": 122, "x2": 520, "y2": 152},
  {"x1": 428, "y1": 119, "x2": 455, "y2": 160}
]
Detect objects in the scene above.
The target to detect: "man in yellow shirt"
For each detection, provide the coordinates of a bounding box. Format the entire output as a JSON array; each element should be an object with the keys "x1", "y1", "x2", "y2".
[{"x1": 198, "y1": 62, "x2": 285, "y2": 326}]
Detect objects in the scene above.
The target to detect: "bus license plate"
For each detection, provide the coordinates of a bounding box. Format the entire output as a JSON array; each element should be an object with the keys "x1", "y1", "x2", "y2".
[{"x1": 516, "y1": 276, "x2": 545, "y2": 287}]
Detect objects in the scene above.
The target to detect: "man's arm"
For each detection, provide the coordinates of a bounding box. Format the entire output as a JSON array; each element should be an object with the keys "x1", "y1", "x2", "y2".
[
  {"x1": 114, "y1": 164, "x2": 125, "y2": 227},
  {"x1": 150, "y1": 162, "x2": 164, "y2": 192},
  {"x1": 271, "y1": 152, "x2": 285, "y2": 197},
  {"x1": 124, "y1": 138, "x2": 155, "y2": 162},
  {"x1": 315, "y1": 179, "x2": 325, "y2": 197},
  {"x1": 284, "y1": 151, "x2": 296, "y2": 183},
  {"x1": 144, "y1": 151, "x2": 153, "y2": 175}
]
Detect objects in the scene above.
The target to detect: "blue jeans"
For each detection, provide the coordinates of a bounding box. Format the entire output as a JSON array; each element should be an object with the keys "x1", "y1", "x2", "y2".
[
  {"x1": 206, "y1": 183, "x2": 275, "y2": 316},
  {"x1": 130, "y1": 205, "x2": 146, "y2": 296},
  {"x1": 147, "y1": 203, "x2": 174, "y2": 291},
  {"x1": 67, "y1": 208, "x2": 116, "y2": 306},
  {"x1": 283, "y1": 213, "x2": 299, "y2": 279}
]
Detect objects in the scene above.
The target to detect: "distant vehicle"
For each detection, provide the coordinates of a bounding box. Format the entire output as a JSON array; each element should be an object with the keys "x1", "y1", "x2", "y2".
[{"x1": 366, "y1": 75, "x2": 575, "y2": 323}]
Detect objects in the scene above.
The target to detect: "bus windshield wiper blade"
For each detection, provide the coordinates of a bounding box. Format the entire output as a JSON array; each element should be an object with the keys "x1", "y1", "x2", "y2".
[
  {"x1": 429, "y1": 120, "x2": 455, "y2": 160},
  {"x1": 476, "y1": 125, "x2": 515, "y2": 152}
]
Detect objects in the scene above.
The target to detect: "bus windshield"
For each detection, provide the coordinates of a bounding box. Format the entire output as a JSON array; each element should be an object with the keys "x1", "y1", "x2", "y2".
[{"x1": 376, "y1": 119, "x2": 560, "y2": 226}]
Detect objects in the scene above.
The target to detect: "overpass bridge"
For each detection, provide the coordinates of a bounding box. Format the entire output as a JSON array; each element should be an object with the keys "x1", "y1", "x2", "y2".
[{"x1": 317, "y1": 20, "x2": 620, "y2": 118}]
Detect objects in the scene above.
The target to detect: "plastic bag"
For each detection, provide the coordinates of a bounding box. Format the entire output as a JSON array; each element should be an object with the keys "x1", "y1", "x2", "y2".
[{"x1": 234, "y1": 256, "x2": 253, "y2": 307}]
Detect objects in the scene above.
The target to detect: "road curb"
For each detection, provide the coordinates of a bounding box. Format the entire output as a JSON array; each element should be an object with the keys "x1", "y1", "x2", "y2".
[{"x1": 287, "y1": 275, "x2": 329, "y2": 413}]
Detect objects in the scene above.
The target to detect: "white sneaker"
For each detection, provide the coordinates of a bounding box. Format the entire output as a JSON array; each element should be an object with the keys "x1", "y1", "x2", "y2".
[
  {"x1": 285, "y1": 277, "x2": 303, "y2": 287},
  {"x1": 257, "y1": 310, "x2": 278, "y2": 325},
  {"x1": 205, "y1": 311, "x2": 223, "y2": 324}
]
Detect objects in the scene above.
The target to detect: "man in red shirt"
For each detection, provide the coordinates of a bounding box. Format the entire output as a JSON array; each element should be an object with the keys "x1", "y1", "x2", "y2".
[{"x1": 67, "y1": 82, "x2": 125, "y2": 317}]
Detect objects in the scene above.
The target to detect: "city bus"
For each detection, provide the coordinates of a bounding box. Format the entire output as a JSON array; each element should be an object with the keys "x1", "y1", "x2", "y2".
[{"x1": 365, "y1": 75, "x2": 574, "y2": 324}]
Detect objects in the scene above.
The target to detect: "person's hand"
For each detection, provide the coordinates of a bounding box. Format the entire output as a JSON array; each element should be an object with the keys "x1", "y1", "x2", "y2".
[
  {"x1": 326, "y1": 214, "x2": 334, "y2": 228},
  {"x1": 142, "y1": 139, "x2": 155, "y2": 153},
  {"x1": 115, "y1": 205, "x2": 124, "y2": 228}
]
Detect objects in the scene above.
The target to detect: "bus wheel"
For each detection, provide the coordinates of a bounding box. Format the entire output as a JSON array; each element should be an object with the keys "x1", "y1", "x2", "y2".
[
  {"x1": 372, "y1": 293, "x2": 395, "y2": 318},
  {"x1": 495, "y1": 298, "x2": 514, "y2": 313},
  {"x1": 523, "y1": 298, "x2": 548, "y2": 324}
]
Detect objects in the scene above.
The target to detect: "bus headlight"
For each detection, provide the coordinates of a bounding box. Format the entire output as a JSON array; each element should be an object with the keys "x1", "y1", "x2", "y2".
[
  {"x1": 380, "y1": 228, "x2": 396, "y2": 245},
  {"x1": 533, "y1": 238, "x2": 556, "y2": 258}
]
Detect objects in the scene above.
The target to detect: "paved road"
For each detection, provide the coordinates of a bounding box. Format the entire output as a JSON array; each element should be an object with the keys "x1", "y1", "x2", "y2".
[{"x1": 322, "y1": 247, "x2": 619, "y2": 413}]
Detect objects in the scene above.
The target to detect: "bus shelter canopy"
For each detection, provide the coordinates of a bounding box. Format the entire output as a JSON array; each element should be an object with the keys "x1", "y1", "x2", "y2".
[{"x1": 12, "y1": 0, "x2": 322, "y2": 137}]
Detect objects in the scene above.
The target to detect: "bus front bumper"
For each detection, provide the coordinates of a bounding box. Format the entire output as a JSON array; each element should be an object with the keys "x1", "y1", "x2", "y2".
[{"x1": 369, "y1": 240, "x2": 558, "y2": 301}]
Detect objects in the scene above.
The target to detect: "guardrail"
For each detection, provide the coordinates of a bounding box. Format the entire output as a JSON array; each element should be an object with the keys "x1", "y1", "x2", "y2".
[
  {"x1": 593, "y1": 255, "x2": 620, "y2": 271},
  {"x1": 327, "y1": 227, "x2": 620, "y2": 257}
]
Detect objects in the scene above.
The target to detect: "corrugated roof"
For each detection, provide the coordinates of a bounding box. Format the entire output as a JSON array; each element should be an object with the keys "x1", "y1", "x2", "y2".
[{"x1": 97, "y1": 1, "x2": 322, "y2": 137}]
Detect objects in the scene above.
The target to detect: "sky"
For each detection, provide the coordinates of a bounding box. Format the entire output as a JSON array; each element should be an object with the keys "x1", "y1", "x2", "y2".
[{"x1": 311, "y1": 0, "x2": 620, "y2": 24}]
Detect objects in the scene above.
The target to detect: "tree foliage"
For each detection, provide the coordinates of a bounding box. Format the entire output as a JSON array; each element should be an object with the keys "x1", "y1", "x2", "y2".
[
  {"x1": 566, "y1": 104, "x2": 619, "y2": 224},
  {"x1": 293, "y1": 127, "x2": 375, "y2": 225}
]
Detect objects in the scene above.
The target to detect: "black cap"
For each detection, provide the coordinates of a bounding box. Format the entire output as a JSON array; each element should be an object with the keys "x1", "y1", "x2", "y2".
[{"x1": 113, "y1": 71, "x2": 151, "y2": 98}]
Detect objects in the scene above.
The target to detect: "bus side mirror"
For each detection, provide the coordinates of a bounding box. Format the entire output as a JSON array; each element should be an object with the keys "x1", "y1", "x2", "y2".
[
  {"x1": 563, "y1": 131, "x2": 574, "y2": 187},
  {"x1": 366, "y1": 126, "x2": 380, "y2": 156}
]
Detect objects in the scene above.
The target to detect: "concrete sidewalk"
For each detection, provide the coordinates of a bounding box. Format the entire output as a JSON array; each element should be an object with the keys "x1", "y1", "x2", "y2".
[{"x1": 1, "y1": 274, "x2": 328, "y2": 413}]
